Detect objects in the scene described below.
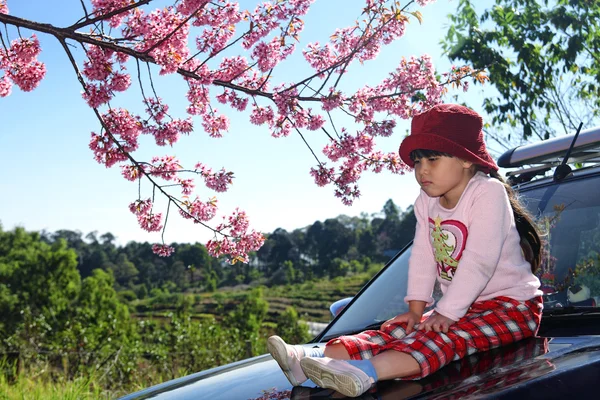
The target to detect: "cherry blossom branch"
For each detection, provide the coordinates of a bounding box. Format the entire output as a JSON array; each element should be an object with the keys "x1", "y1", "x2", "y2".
[
  {"x1": 1, "y1": 0, "x2": 469, "y2": 260},
  {"x1": 58, "y1": 36, "x2": 225, "y2": 238},
  {"x1": 69, "y1": 0, "x2": 154, "y2": 30},
  {"x1": 143, "y1": 3, "x2": 205, "y2": 54}
]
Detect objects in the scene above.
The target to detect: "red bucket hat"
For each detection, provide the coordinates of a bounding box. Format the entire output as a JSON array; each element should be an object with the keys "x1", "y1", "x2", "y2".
[{"x1": 399, "y1": 104, "x2": 498, "y2": 172}]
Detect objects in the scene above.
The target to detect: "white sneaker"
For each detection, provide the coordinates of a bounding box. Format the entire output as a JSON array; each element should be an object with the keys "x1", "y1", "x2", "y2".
[
  {"x1": 267, "y1": 335, "x2": 308, "y2": 386},
  {"x1": 300, "y1": 357, "x2": 374, "y2": 397}
]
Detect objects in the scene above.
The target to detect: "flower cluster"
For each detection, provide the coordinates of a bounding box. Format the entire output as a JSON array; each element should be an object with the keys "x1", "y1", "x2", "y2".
[
  {"x1": 194, "y1": 163, "x2": 234, "y2": 192},
  {"x1": 148, "y1": 155, "x2": 182, "y2": 181},
  {"x1": 176, "y1": 0, "x2": 210, "y2": 17},
  {"x1": 206, "y1": 209, "x2": 265, "y2": 264},
  {"x1": 81, "y1": 45, "x2": 130, "y2": 108},
  {"x1": 242, "y1": 0, "x2": 313, "y2": 49},
  {"x1": 125, "y1": 7, "x2": 191, "y2": 75},
  {"x1": 91, "y1": 0, "x2": 133, "y2": 27},
  {"x1": 0, "y1": 0, "x2": 8, "y2": 14},
  {"x1": 121, "y1": 164, "x2": 146, "y2": 181},
  {"x1": 180, "y1": 196, "x2": 218, "y2": 222},
  {"x1": 216, "y1": 89, "x2": 249, "y2": 112},
  {"x1": 129, "y1": 198, "x2": 163, "y2": 232},
  {"x1": 142, "y1": 97, "x2": 194, "y2": 146},
  {"x1": 0, "y1": 34, "x2": 46, "y2": 97},
  {"x1": 193, "y1": 1, "x2": 241, "y2": 56},
  {"x1": 152, "y1": 243, "x2": 175, "y2": 257}
]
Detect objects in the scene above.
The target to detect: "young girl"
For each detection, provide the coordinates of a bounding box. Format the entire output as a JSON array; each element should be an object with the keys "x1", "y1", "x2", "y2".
[{"x1": 267, "y1": 103, "x2": 543, "y2": 397}]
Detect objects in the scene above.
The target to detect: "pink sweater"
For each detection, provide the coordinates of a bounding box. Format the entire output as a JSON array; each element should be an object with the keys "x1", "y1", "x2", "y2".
[{"x1": 405, "y1": 172, "x2": 542, "y2": 321}]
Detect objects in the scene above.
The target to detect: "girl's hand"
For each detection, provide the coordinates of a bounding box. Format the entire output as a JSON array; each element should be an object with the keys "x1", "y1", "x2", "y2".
[
  {"x1": 420, "y1": 311, "x2": 456, "y2": 333},
  {"x1": 381, "y1": 310, "x2": 422, "y2": 334}
]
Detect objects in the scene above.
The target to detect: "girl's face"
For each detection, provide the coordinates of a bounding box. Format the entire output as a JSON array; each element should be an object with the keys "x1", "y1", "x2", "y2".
[{"x1": 413, "y1": 154, "x2": 475, "y2": 208}]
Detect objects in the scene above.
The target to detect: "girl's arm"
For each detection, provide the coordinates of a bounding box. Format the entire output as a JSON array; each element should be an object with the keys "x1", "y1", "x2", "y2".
[{"x1": 404, "y1": 192, "x2": 437, "y2": 306}]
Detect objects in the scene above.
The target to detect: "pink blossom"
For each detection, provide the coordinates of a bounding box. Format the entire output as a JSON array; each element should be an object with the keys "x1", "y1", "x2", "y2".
[
  {"x1": 306, "y1": 111, "x2": 325, "y2": 131},
  {"x1": 129, "y1": 199, "x2": 153, "y2": 216},
  {"x1": 144, "y1": 97, "x2": 169, "y2": 122},
  {"x1": 138, "y1": 212, "x2": 163, "y2": 232},
  {"x1": 249, "y1": 105, "x2": 275, "y2": 126},
  {"x1": 125, "y1": 7, "x2": 190, "y2": 75},
  {"x1": 213, "y1": 56, "x2": 249, "y2": 82},
  {"x1": 8, "y1": 60, "x2": 46, "y2": 92},
  {"x1": 363, "y1": 120, "x2": 396, "y2": 137},
  {"x1": 82, "y1": 83, "x2": 112, "y2": 108},
  {"x1": 196, "y1": 25, "x2": 236, "y2": 56},
  {"x1": 83, "y1": 46, "x2": 114, "y2": 81},
  {"x1": 1, "y1": 0, "x2": 466, "y2": 262},
  {"x1": 270, "y1": 117, "x2": 293, "y2": 138},
  {"x1": 91, "y1": 0, "x2": 133, "y2": 27},
  {"x1": 149, "y1": 155, "x2": 181, "y2": 180},
  {"x1": 217, "y1": 90, "x2": 249, "y2": 111},
  {"x1": 181, "y1": 196, "x2": 218, "y2": 222},
  {"x1": 321, "y1": 90, "x2": 345, "y2": 112},
  {"x1": 194, "y1": 163, "x2": 234, "y2": 192},
  {"x1": 121, "y1": 164, "x2": 146, "y2": 181},
  {"x1": 152, "y1": 243, "x2": 175, "y2": 257},
  {"x1": 110, "y1": 72, "x2": 131, "y2": 92},
  {"x1": 252, "y1": 37, "x2": 294, "y2": 72},
  {"x1": 0, "y1": 76, "x2": 12, "y2": 97},
  {"x1": 186, "y1": 81, "x2": 210, "y2": 115},
  {"x1": 310, "y1": 165, "x2": 334, "y2": 187},
  {"x1": 144, "y1": 118, "x2": 193, "y2": 146},
  {"x1": 178, "y1": 178, "x2": 195, "y2": 195},
  {"x1": 194, "y1": 1, "x2": 242, "y2": 27},
  {"x1": 102, "y1": 108, "x2": 141, "y2": 151},
  {"x1": 9, "y1": 35, "x2": 42, "y2": 64},
  {"x1": 206, "y1": 209, "x2": 265, "y2": 263},
  {"x1": 303, "y1": 42, "x2": 336, "y2": 72},
  {"x1": 89, "y1": 132, "x2": 129, "y2": 167},
  {"x1": 201, "y1": 112, "x2": 230, "y2": 138},
  {"x1": 176, "y1": 0, "x2": 210, "y2": 16}
]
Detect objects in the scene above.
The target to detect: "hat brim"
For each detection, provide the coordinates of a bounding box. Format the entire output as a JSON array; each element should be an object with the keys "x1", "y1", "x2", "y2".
[{"x1": 399, "y1": 133, "x2": 498, "y2": 172}]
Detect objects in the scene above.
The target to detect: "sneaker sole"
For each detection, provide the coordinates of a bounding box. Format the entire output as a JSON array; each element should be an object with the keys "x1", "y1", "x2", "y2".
[
  {"x1": 300, "y1": 358, "x2": 366, "y2": 397},
  {"x1": 267, "y1": 336, "x2": 301, "y2": 386}
]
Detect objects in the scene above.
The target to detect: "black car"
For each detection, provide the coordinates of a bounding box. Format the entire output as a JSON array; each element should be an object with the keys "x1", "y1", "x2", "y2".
[{"x1": 120, "y1": 127, "x2": 600, "y2": 399}]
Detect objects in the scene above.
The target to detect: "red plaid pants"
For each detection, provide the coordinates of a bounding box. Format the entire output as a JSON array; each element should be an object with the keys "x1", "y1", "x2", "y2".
[{"x1": 326, "y1": 296, "x2": 543, "y2": 379}]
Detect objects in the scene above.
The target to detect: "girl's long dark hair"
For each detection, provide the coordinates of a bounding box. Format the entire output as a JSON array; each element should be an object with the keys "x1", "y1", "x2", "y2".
[
  {"x1": 410, "y1": 149, "x2": 542, "y2": 272},
  {"x1": 489, "y1": 170, "x2": 542, "y2": 273}
]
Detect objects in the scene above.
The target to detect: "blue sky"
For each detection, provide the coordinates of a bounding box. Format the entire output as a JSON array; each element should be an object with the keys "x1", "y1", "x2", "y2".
[{"x1": 0, "y1": 0, "x2": 495, "y2": 246}]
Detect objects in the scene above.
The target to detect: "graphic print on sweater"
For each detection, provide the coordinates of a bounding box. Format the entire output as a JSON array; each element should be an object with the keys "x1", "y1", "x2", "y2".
[{"x1": 429, "y1": 216, "x2": 468, "y2": 281}]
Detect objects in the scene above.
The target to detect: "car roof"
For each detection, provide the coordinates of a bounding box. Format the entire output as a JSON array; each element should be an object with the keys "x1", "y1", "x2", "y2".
[
  {"x1": 498, "y1": 126, "x2": 600, "y2": 169},
  {"x1": 497, "y1": 125, "x2": 600, "y2": 185}
]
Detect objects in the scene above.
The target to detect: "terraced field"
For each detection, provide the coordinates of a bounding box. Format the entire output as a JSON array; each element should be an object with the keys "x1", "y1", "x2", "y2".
[{"x1": 132, "y1": 270, "x2": 378, "y2": 324}]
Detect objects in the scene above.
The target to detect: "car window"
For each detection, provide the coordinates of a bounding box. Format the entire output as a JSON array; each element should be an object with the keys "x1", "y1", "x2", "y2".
[
  {"x1": 519, "y1": 173, "x2": 600, "y2": 309},
  {"x1": 322, "y1": 249, "x2": 443, "y2": 339}
]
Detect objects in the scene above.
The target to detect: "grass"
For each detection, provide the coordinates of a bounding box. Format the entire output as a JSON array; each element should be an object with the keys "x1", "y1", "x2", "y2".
[{"x1": 0, "y1": 374, "x2": 115, "y2": 400}]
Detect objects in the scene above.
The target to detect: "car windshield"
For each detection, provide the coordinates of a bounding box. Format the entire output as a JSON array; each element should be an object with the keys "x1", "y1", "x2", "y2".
[{"x1": 322, "y1": 172, "x2": 600, "y2": 340}]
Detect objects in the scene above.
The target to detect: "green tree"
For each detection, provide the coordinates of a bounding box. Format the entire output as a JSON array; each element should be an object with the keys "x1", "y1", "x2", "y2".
[
  {"x1": 276, "y1": 307, "x2": 310, "y2": 344},
  {"x1": 224, "y1": 287, "x2": 269, "y2": 354},
  {"x1": 0, "y1": 227, "x2": 80, "y2": 349},
  {"x1": 109, "y1": 253, "x2": 139, "y2": 287},
  {"x1": 57, "y1": 269, "x2": 134, "y2": 380},
  {"x1": 443, "y1": 0, "x2": 600, "y2": 142}
]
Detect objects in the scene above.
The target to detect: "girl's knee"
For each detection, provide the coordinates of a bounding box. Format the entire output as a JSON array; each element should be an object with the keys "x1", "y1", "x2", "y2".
[{"x1": 324, "y1": 342, "x2": 351, "y2": 360}]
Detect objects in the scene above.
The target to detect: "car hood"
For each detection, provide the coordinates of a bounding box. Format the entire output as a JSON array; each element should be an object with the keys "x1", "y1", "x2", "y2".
[{"x1": 119, "y1": 336, "x2": 600, "y2": 400}]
